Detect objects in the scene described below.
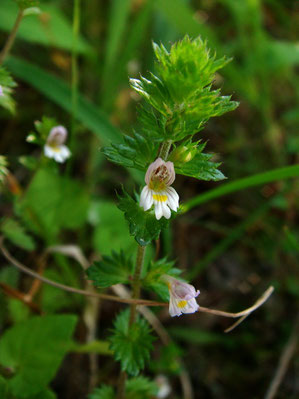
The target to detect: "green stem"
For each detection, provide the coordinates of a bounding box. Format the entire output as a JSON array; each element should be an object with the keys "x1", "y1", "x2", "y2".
[
  {"x1": 159, "y1": 140, "x2": 172, "y2": 160},
  {"x1": 117, "y1": 244, "x2": 146, "y2": 399},
  {"x1": 0, "y1": 9, "x2": 24, "y2": 65}
]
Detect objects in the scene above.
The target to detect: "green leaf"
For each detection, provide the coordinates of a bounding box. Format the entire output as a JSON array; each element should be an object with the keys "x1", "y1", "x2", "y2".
[
  {"x1": 130, "y1": 36, "x2": 238, "y2": 141},
  {"x1": 8, "y1": 298, "x2": 30, "y2": 323},
  {"x1": 91, "y1": 201, "x2": 135, "y2": 254},
  {"x1": 17, "y1": 168, "x2": 89, "y2": 240},
  {"x1": 142, "y1": 258, "x2": 181, "y2": 301},
  {"x1": 0, "y1": 375, "x2": 8, "y2": 399},
  {"x1": 88, "y1": 386, "x2": 114, "y2": 399},
  {"x1": 126, "y1": 376, "x2": 158, "y2": 399},
  {"x1": 0, "y1": 0, "x2": 92, "y2": 54},
  {"x1": 0, "y1": 315, "x2": 77, "y2": 398},
  {"x1": 0, "y1": 67, "x2": 17, "y2": 114},
  {"x1": 28, "y1": 116, "x2": 58, "y2": 144},
  {"x1": 0, "y1": 218, "x2": 36, "y2": 251},
  {"x1": 169, "y1": 140, "x2": 226, "y2": 181},
  {"x1": 86, "y1": 251, "x2": 133, "y2": 288},
  {"x1": 40, "y1": 269, "x2": 76, "y2": 314},
  {"x1": 102, "y1": 131, "x2": 161, "y2": 171},
  {"x1": 6, "y1": 56, "x2": 121, "y2": 145},
  {"x1": 117, "y1": 190, "x2": 169, "y2": 246},
  {"x1": 110, "y1": 310, "x2": 154, "y2": 376},
  {"x1": 29, "y1": 388, "x2": 57, "y2": 399},
  {"x1": 175, "y1": 152, "x2": 226, "y2": 181}
]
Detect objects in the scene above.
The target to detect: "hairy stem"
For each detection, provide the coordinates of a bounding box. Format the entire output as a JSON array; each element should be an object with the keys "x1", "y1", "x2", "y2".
[
  {"x1": 117, "y1": 244, "x2": 146, "y2": 399},
  {"x1": 0, "y1": 9, "x2": 24, "y2": 65},
  {"x1": 159, "y1": 139, "x2": 172, "y2": 160}
]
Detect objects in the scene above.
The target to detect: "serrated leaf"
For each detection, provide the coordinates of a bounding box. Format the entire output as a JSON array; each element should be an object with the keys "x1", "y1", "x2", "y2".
[
  {"x1": 102, "y1": 131, "x2": 161, "y2": 171},
  {"x1": 175, "y1": 152, "x2": 226, "y2": 181},
  {"x1": 0, "y1": 218, "x2": 36, "y2": 251},
  {"x1": 142, "y1": 258, "x2": 181, "y2": 301},
  {"x1": 110, "y1": 310, "x2": 154, "y2": 376},
  {"x1": 88, "y1": 386, "x2": 114, "y2": 399},
  {"x1": 126, "y1": 376, "x2": 158, "y2": 399},
  {"x1": 0, "y1": 315, "x2": 77, "y2": 398},
  {"x1": 130, "y1": 36, "x2": 238, "y2": 141},
  {"x1": 117, "y1": 190, "x2": 169, "y2": 246},
  {"x1": 86, "y1": 251, "x2": 133, "y2": 288}
]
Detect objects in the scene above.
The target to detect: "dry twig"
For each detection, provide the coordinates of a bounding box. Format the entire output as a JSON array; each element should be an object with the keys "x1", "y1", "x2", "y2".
[
  {"x1": 264, "y1": 315, "x2": 299, "y2": 399},
  {"x1": 0, "y1": 236, "x2": 274, "y2": 330}
]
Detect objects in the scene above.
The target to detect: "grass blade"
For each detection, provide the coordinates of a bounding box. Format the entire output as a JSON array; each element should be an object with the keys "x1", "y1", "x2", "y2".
[
  {"x1": 183, "y1": 164, "x2": 299, "y2": 212},
  {"x1": 6, "y1": 56, "x2": 121, "y2": 144}
]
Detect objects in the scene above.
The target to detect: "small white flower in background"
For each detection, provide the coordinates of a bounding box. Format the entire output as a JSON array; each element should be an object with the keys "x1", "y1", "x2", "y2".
[
  {"x1": 44, "y1": 125, "x2": 71, "y2": 163},
  {"x1": 165, "y1": 276, "x2": 200, "y2": 317},
  {"x1": 140, "y1": 158, "x2": 179, "y2": 220},
  {"x1": 155, "y1": 375, "x2": 171, "y2": 398},
  {"x1": 0, "y1": 85, "x2": 4, "y2": 96}
]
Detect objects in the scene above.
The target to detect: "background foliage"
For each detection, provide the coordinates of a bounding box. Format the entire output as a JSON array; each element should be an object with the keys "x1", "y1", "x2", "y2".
[{"x1": 0, "y1": 0, "x2": 298, "y2": 398}]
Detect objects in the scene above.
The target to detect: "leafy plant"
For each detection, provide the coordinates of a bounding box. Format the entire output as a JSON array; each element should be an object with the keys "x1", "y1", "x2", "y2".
[{"x1": 110, "y1": 310, "x2": 154, "y2": 376}]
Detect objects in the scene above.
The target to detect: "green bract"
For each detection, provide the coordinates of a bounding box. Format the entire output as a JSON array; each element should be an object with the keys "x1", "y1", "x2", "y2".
[
  {"x1": 110, "y1": 310, "x2": 154, "y2": 376},
  {"x1": 87, "y1": 251, "x2": 133, "y2": 288},
  {"x1": 142, "y1": 258, "x2": 181, "y2": 301},
  {"x1": 27, "y1": 116, "x2": 58, "y2": 145},
  {"x1": 117, "y1": 190, "x2": 169, "y2": 246},
  {"x1": 102, "y1": 131, "x2": 161, "y2": 171},
  {"x1": 103, "y1": 35, "x2": 237, "y2": 182}
]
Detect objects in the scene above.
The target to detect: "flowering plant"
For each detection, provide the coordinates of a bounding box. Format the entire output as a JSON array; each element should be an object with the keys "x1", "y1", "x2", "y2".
[{"x1": 0, "y1": 3, "x2": 276, "y2": 395}]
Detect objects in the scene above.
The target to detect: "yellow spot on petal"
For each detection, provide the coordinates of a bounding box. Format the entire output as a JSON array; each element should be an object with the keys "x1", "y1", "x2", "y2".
[
  {"x1": 49, "y1": 145, "x2": 61, "y2": 153},
  {"x1": 152, "y1": 194, "x2": 167, "y2": 202},
  {"x1": 177, "y1": 300, "x2": 187, "y2": 308}
]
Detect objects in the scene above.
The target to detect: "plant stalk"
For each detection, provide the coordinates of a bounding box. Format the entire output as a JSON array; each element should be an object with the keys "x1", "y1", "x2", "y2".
[
  {"x1": 117, "y1": 244, "x2": 146, "y2": 399},
  {"x1": 159, "y1": 140, "x2": 172, "y2": 160},
  {"x1": 0, "y1": 9, "x2": 24, "y2": 65}
]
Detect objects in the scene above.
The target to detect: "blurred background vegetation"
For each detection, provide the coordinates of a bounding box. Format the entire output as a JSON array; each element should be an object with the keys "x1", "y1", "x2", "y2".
[{"x1": 0, "y1": 0, "x2": 298, "y2": 398}]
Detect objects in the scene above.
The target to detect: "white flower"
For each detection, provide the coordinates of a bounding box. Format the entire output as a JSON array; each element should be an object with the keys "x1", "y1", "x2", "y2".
[
  {"x1": 44, "y1": 125, "x2": 71, "y2": 163},
  {"x1": 0, "y1": 85, "x2": 3, "y2": 97},
  {"x1": 165, "y1": 276, "x2": 200, "y2": 317},
  {"x1": 140, "y1": 158, "x2": 179, "y2": 220},
  {"x1": 155, "y1": 375, "x2": 171, "y2": 398}
]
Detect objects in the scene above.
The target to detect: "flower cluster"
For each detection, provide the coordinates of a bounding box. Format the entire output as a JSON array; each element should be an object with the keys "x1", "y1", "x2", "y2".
[
  {"x1": 140, "y1": 158, "x2": 179, "y2": 220},
  {"x1": 44, "y1": 125, "x2": 71, "y2": 163}
]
